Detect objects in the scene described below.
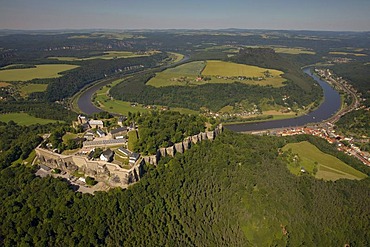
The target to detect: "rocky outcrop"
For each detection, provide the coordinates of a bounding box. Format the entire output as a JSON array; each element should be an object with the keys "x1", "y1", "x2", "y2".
[{"x1": 142, "y1": 124, "x2": 223, "y2": 167}]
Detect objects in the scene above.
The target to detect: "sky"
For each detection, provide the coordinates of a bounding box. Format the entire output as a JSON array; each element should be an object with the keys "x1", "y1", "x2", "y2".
[{"x1": 0, "y1": 0, "x2": 369, "y2": 31}]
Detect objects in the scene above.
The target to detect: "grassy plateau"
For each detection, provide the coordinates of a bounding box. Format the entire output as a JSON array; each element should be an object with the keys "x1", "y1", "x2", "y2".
[{"x1": 282, "y1": 141, "x2": 367, "y2": 181}]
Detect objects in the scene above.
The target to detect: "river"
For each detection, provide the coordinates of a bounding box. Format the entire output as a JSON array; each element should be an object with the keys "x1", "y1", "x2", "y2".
[
  {"x1": 78, "y1": 66, "x2": 341, "y2": 132},
  {"x1": 225, "y1": 67, "x2": 341, "y2": 132}
]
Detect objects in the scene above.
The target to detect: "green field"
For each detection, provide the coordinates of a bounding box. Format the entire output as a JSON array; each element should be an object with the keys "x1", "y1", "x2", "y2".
[
  {"x1": 62, "y1": 132, "x2": 79, "y2": 143},
  {"x1": 282, "y1": 141, "x2": 367, "y2": 181},
  {"x1": 0, "y1": 113, "x2": 60, "y2": 125},
  {"x1": 49, "y1": 51, "x2": 158, "y2": 61},
  {"x1": 127, "y1": 130, "x2": 138, "y2": 151},
  {"x1": 0, "y1": 64, "x2": 79, "y2": 81},
  {"x1": 19, "y1": 83, "x2": 48, "y2": 96},
  {"x1": 147, "y1": 60, "x2": 286, "y2": 88},
  {"x1": 202, "y1": 60, "x2": 286, "y2": 86}
]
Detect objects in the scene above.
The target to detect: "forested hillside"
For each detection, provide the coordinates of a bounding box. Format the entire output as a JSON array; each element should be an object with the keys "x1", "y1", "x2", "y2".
[{"x1": 1, "y1": 129, "x2": 369, "y2": 246}]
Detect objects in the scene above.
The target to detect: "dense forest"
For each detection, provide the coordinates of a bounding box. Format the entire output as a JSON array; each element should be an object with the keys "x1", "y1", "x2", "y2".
[
  {"x1": 1, "y1": 128, "x2": 369, "y2": 246},
  {"x1": 128, "y1": 111, "x2": 208, "y2": 154},
  {"x1": 0, "y1": 121, "x2": 68, "y2": 169}
]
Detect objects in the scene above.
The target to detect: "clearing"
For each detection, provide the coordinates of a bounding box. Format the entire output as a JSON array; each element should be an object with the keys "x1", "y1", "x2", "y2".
[
  {"x1": 49, "y1": 51, "x2": 159, "y2": 61},
  {"x1": 0, "y1": 64, "x2": 79, "y2": 81},
  {"x1": 282, "y1": 141, "x2": 367, "y2": 181},
  {"x1": 329, "y1": 51, "x2": 367, "y2": 57},
  {"x1": 147, "y1": 60, "x2": 286, "y2": 87},
  {"x1": 0, "y1": 113, "x2": 60, "y2": 125},
  {"x1": 19, "y1": 83, "x2": 48, "y2": 96}
]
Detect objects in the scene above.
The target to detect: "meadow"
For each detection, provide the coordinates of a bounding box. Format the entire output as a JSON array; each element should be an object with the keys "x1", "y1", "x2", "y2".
[
  {"x1": 19, "y1": 83, "x2": 48, "y2": 96},
  {"x1": 282, "y1": 141, "x2": 367, "y2": 181},
  {"x1": 147, "y1": 60, "x2": 286, "y2": 87},
  {"x1": 0, "y1": 64, "x2": 79, "y2": 81},
  {"x1": 0, "y1": 113, "x2": 60, "y2": 125},
  {"x1": 49, "y1": 51, "x2": 158, "y2": 61}
]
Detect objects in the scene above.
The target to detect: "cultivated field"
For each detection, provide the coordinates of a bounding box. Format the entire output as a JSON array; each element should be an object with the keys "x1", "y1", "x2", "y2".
[
  {"x1": 20, "y1": 83, "x2": 48, "y2": 96},
  {"x1": 329, "y1": 51, "x2": 367, "y2": 57},
  {"x1": 147, "y1": 60, "x2": 286, "y2": 87},
  {"x1": 0, "y1": 113, "x2": 60, "y2": 125},
  {"x1": 49, "y1": 51, "x2": 159, "y2": 61},
  {"x1": 0, "y1": 64, "x2": 79, "y2": 81},
  {"x1": 202, "y1": 60, "x2": 286, "y2": 86},
  {"x1": 282, "y1": 141, "x2": 367, "y2": 181}
]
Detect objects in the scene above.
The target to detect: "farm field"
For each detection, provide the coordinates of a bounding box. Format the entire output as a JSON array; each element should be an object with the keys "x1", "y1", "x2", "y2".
[
  {"x1": 202, "y1": 60, "x2": 286, "y2": 86},
  {"x1": 282, "y1": 141, "x2": 367, "y2": 181},
  {"x1": 0, "y1": 64, "x2": 79, "y2": 81},
  {"x1": 146, "y1": 61, "x2": 206, "y2": 87},
  {"x1": 0, "y1": 113, "x2": 60, "y2": 125},
  {"x1": 19, "y1": 83, "x2": 48, "y2": 96},
  {"x1": 49, "y1": 51, "x2": 158, "y2": 61},
  {"x1": 147, "y1": 60, "x2": 286, "y2": 87},
  {"x1": 329, "y1": 51, "x2": 367, "y2": 57}
]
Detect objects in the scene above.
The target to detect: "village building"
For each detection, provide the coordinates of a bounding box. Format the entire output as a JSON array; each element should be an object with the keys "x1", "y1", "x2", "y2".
[
  {"x1": 129, "y1": 152, "x2": 140, "y2": 164},
  {"x1": 89, "y1": 120, "x2": 104, "y2": 129},
  {"x1": 100, "y1": 149, "x2": 114, "y2": 162},
  {"x1": 84, "y1": 131, "x2": 94, "y2": 141},
  {"x1": 110, "y1": 127, "x2": 127, "y2": 139},
  {"x1": 96, "y1": 129, "x2": 106, "y2": 137},
  {"x1": 78, "y1": 115, "x2": 89, "y2": 124},
  {"x1": 117, "y1": 147, "x2": 131, "y2": 156}
]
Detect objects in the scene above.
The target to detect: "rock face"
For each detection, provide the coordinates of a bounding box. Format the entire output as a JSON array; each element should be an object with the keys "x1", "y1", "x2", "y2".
[
  {"x1": 166, "y1": 146, "x2": 175, "y2": 157},
  {"x1": 142, "y1": 124, "x2": 224, "y2": 167},
  {"x1": 174, "y1": 142, "x2": 184, "y2": 154}
]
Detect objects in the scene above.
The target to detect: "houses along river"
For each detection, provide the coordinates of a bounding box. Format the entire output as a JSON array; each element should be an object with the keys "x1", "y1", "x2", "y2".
[{"x1": 77, "y1": 67, "x2": 341, "y2": 132}]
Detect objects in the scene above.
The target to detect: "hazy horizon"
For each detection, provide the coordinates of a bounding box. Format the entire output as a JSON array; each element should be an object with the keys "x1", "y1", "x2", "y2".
[{"x1": 0, "y1": 0, "x2": 369, "y2": 32}]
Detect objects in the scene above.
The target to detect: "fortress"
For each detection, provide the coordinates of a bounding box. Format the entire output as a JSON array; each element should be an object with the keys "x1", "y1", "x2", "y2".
[{"x1": 35, "y1": 124, "x2": 223, "y2": 188}]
